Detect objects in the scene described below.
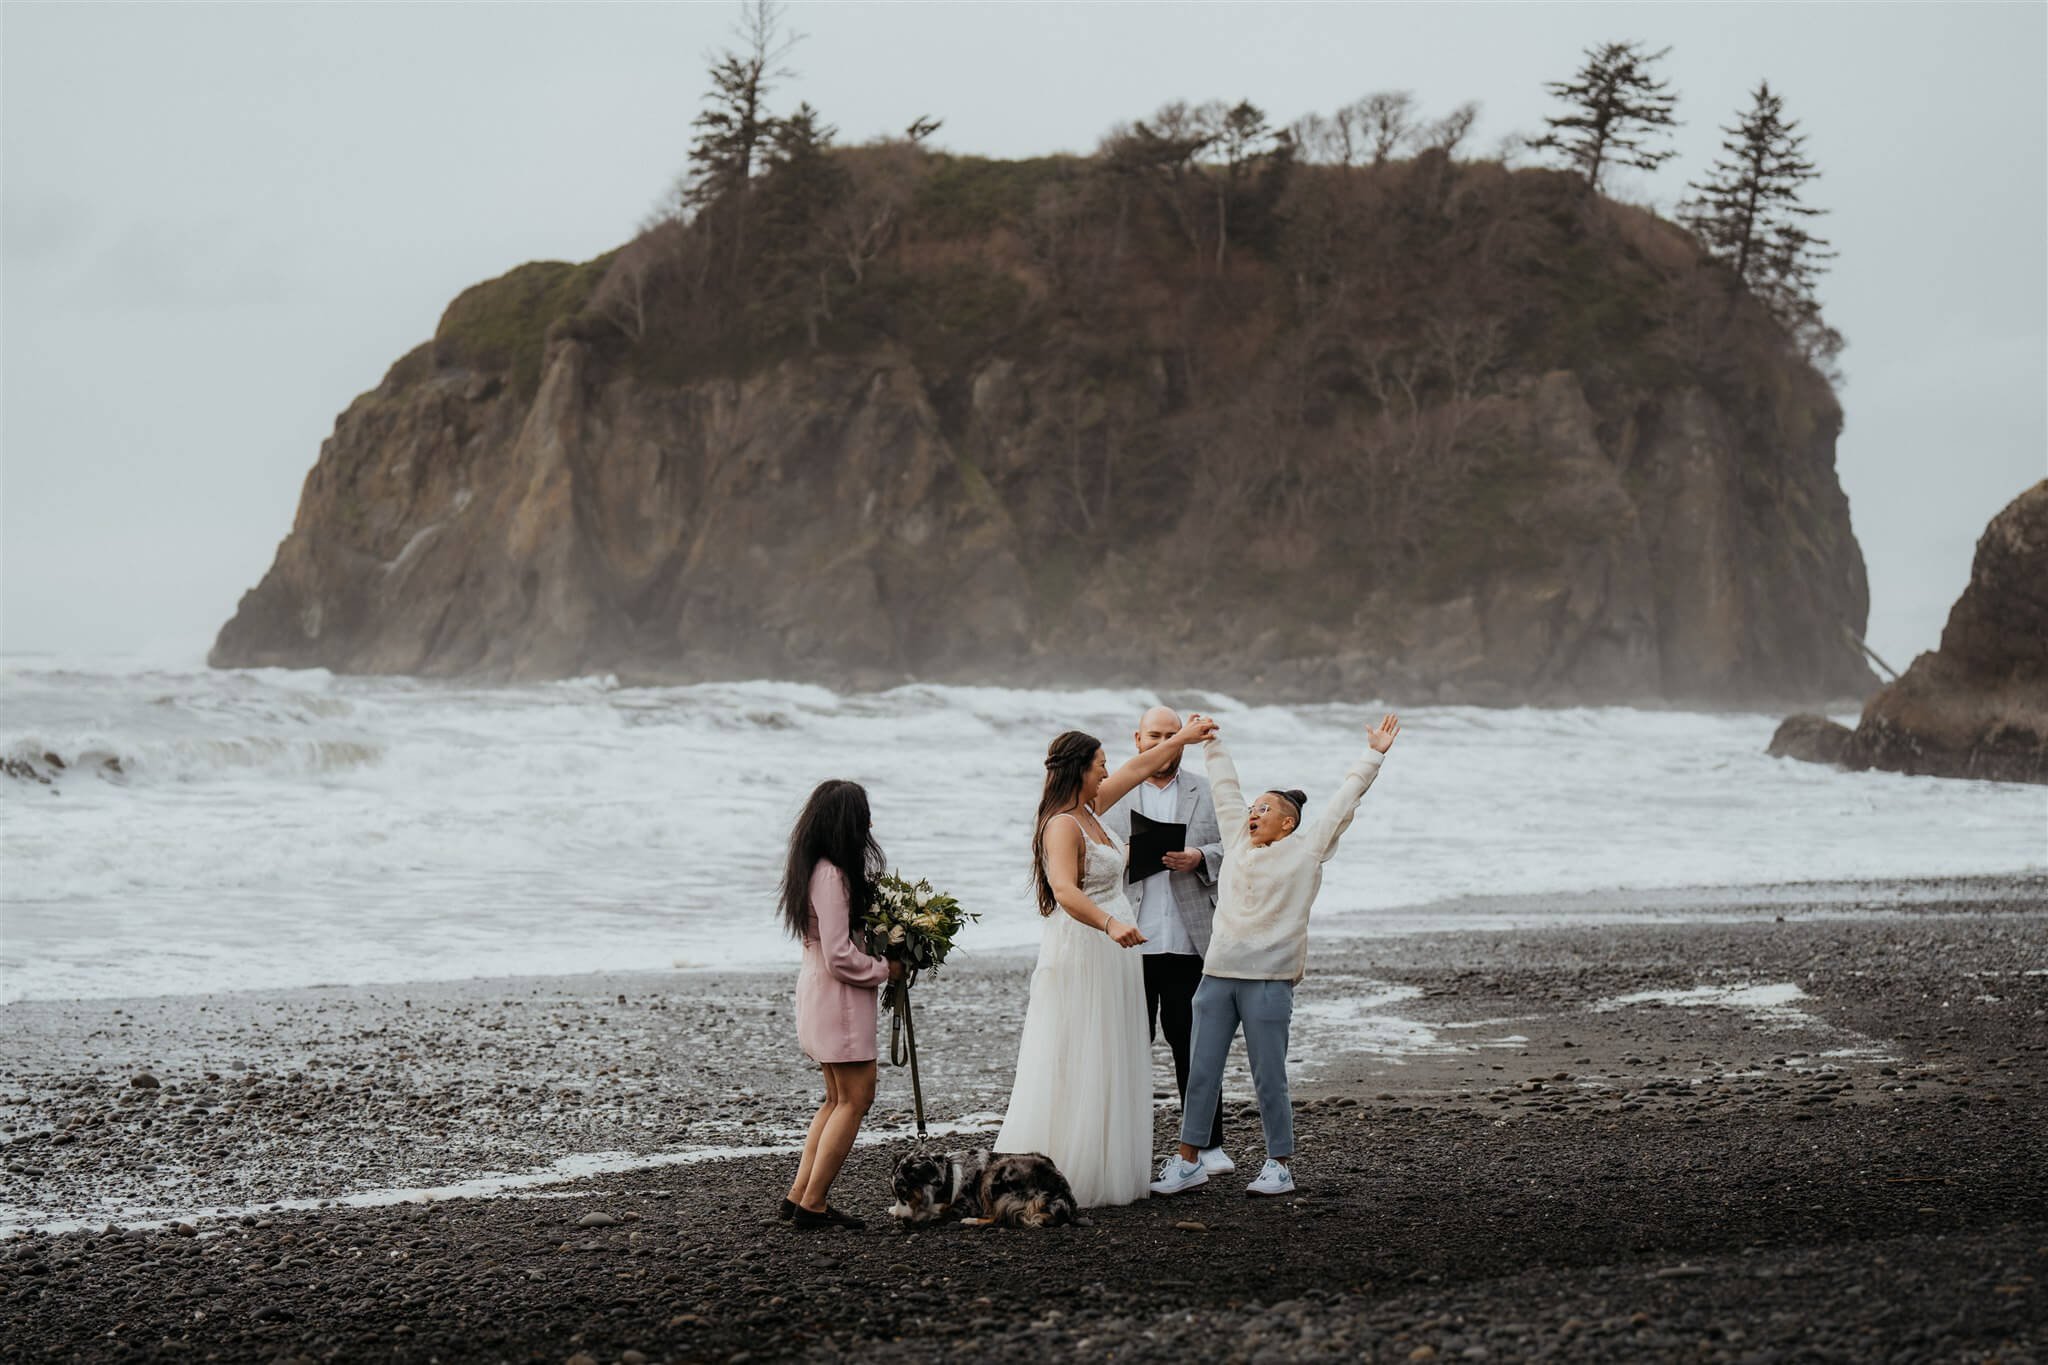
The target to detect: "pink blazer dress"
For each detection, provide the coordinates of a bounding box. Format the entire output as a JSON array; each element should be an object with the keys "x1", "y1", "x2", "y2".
[{"x1": 795, "y1": 862, "x2": 892, "y2": 1064}]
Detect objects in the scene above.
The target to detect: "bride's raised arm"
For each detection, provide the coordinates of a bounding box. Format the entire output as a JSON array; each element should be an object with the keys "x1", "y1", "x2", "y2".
[{"x1": 1091, "y1": 712, "x2": 1218, "y2": 813}]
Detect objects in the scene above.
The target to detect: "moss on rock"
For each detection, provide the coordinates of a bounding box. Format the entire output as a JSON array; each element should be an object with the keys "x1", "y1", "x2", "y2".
[{"x1": 433, "y1": 258, "x2": 610, "y2": 396}]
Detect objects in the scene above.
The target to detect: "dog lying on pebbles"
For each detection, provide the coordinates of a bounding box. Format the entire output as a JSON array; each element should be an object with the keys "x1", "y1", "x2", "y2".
[{"x1": 887, "y1": 1148, "x2": 1080, "y2": 1228}]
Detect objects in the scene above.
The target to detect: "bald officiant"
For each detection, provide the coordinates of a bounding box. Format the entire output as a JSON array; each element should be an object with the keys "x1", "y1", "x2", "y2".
[{"x1": 1102, "y1": 705, "x2": 1231, "y2": 1172}]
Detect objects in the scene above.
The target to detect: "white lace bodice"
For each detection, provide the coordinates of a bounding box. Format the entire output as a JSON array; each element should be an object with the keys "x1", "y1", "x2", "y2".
[{"x1": 1048, "y1": 813, "x2": 1127, "y2": 906}]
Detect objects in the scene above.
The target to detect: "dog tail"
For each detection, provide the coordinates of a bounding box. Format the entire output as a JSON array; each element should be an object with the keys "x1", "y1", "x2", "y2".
[{"x1": 990, "y1": 1192, "x2": 1033, "y2": 1226}]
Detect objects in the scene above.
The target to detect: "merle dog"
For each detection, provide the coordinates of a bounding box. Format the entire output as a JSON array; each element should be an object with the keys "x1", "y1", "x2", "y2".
[{"x1": 887, "y1": 1148, "x2": 1080, "y2": 1228}]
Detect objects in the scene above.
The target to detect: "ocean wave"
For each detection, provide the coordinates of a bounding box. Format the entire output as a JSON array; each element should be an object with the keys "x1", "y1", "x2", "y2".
[
  {"x1": 2, "y1": 665, "x2": 2040, "y2": 1003},
  {"x1": 3, "y1": 734, "x2": 386, "y2": 785},
  {"x1": 1, "y1": 742, "x2": 127, "y2": 786}
]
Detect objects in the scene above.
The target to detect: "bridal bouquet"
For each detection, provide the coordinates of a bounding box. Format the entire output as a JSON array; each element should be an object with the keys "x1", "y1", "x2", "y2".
[{"x1": 862, "y1": 873, "x2": 976, "y2": 978}]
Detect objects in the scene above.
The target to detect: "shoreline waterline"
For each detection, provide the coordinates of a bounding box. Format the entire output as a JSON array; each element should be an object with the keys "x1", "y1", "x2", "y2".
[
  {"x1": 3, "y1": 872, "x2": 2039, "y2": 1007},
  {"x1": 0, "y1": 1120, "x2": 1023, "y2": 1239}
]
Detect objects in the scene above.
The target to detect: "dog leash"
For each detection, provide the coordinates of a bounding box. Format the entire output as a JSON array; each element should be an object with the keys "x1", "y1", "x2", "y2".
[{"x1": 887, "y1": 971, "x2": 928, "y2": 1135}]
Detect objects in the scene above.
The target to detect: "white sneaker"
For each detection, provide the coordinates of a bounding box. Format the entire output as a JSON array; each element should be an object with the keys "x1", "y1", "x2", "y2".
[
  {"x1": 1197, "y1": 1146, "x2": 1236, "y2": 1175},
  {"x1": 1245, "y1": 1159, "x2": 1294, "y2": 1197},
  {"x1": 1148, "y1": 1156, "x2": 1209, "y2": 1195}
]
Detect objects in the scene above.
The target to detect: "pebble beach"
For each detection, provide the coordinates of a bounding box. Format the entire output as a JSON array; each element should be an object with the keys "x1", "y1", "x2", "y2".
[{"x1": 3, "y1": 875, "x2": 2044, "y2": 1361}]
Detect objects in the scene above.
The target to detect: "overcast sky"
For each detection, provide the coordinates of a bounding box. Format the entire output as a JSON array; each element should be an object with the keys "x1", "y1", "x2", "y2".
[{"x1": 3, "y1": 1, "x2": 2042, "y2": 675}]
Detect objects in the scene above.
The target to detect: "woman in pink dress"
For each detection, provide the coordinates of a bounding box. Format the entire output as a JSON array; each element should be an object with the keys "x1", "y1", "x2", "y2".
[{"x1": 779, "y1": 779, "x2": 902, "y2": 1231}]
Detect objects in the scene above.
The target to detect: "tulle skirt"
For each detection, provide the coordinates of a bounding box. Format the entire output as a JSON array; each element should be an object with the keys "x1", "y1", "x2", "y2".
[{"x1": 994, "y1": 900, "x2": 1152, "y2": 1208}]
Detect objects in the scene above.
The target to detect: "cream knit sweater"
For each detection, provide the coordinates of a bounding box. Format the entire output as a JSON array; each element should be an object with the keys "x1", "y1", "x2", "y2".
[{"x1": 1200, "y1": 736, "x2": 1385, "y2": 983}]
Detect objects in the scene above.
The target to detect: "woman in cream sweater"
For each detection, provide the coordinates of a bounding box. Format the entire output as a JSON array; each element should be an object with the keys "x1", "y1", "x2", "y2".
[{"x1": 1150, "y1": 711, "x2": 1400, "y2": 1199}]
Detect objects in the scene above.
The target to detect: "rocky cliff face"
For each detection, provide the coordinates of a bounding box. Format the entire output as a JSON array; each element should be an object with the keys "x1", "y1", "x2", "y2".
[
  {"x1": 1842, "y1": 482, "x2": 2048, "y2": 782},
  {"x1": 213, "y1": 157, "x2": 1874, "y2": 704}
]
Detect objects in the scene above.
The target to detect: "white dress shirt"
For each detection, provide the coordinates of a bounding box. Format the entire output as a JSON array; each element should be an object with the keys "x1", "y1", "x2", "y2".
[{"x1": 1132, "y1": 775, "x2": 1197, "y2": 956}]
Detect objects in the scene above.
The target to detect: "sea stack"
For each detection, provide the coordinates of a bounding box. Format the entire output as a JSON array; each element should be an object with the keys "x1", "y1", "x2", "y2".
[
  {"x1": 212, "y1": 153, "x2": 1875, "y2": 705},
  {"x1": 1841, "y1": 482, "x2": 2047, "y2": 783}
]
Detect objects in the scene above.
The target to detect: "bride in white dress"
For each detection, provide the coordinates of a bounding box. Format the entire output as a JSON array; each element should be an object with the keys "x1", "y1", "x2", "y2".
[{"x1": 996, "y1": 714, "x2": 1217, "y2": 1207}]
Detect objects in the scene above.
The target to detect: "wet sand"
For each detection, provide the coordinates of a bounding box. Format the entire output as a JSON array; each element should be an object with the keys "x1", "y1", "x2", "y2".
[{"x1": 3, "y1": 875, "x2": 2044, "y2": 1361}]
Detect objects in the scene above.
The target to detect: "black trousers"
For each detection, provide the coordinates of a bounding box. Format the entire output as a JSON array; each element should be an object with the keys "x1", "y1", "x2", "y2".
[{"x1": 1143, "y1": 952, "x2": 1224, "y2": 1151}]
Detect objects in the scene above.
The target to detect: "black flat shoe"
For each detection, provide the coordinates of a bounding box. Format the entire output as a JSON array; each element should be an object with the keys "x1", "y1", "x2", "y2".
[
  {"x1": 778, "y1": 1198, "x2": 796, "y2": 1222},
  {"x1": 790, "y1": 1205, "x2": 865, "y2": 1231}
]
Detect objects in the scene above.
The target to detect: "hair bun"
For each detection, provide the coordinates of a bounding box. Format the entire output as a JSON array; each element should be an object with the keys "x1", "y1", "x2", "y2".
[{"x1": 1284, "y1": 788, "x2": 1308, "y2": 809}]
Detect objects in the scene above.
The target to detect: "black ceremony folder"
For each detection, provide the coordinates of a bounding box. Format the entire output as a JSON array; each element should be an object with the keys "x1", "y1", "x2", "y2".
[{"x1": 1126, "y1": 810, "x2": 1187, "y2": 883}]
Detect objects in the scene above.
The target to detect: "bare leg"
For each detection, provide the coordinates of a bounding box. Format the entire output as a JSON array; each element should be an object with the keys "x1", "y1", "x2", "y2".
[
  {"x1": 786, "y1": 1066, "x2": 838, "y2": 1205},
  {"x1": 797, "y1": 1061, "x2": 875, "y2": 1212}
]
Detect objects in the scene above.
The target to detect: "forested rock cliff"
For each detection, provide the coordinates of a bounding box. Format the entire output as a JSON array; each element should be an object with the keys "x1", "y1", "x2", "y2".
[{"x1": 213, "y1": 148, "x2": 1873, "y2": 703}]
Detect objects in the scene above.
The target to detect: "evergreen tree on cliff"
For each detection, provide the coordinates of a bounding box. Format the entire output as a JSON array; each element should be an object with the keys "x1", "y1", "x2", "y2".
[
  {"x1": 685, "y1": 0, "x2": 800, "y2": 266},
  {"x1": 1680, "y1": 81, "x2": 1840, "y2": 369},
  {"x1": 756, "y1": 102, "x2": 846, "y2": 346},
  {"x1": 1101, "y1": 105, "x2": 1218, "y2": 262},
  {"x1": 1101, "y1": 99, "x2": 1291, "y2": 271},
  {"x1": 1532, "y1": 41, "x2": 1680, "y2": 191},
  {"x1": 1213, "y1": 100, "x2": 1291, "y2": 269}
]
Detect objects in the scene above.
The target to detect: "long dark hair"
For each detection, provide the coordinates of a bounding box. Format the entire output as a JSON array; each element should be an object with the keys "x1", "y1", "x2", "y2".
[
  {"x1": 779, "y1": 779, "x2": 883, "y2": 941},
  {"x1": 1032, "y1": 731, "x2": 1101, "y2": 917}
]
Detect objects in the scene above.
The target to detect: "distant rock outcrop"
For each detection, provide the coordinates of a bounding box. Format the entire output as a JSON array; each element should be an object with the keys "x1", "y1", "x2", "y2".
[
  {"x1": 1837, "y1": 483, "x2": 2048, "y2": 783},
  {"x1": 212, "y1": 152, "x2": 1875, "y2": 704},
  {"x1": 1767, "y1": 713, "x2": 1854, "y2": 766}
]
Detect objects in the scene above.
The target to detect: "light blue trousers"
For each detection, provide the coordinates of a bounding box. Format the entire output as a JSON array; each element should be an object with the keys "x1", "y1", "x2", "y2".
[{"x1": 1179, "y1": 975, "x2": 1295, "y2": 1159}]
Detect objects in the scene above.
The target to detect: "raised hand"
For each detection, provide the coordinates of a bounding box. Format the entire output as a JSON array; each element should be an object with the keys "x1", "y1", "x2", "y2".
[
  {"x1": 1103, "y1": 714, "x2": 1219, "y2": 813},
  {"x1": 1367, "y1": 713, "x2": 1401, "y2": 754}
]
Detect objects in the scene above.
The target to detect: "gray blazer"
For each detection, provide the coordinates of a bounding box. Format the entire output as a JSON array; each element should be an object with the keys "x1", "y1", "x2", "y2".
[{"x1": 1101, "y1": 767, "x2": 1225, "y2": 957}]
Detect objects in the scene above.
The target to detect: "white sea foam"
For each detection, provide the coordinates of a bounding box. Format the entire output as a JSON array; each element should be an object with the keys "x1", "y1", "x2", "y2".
[
  {"x1": 0, "y1": 1115, "x2": 1012, "y2": 1237},
  {"x1": 1593, "y1": 981, "x2": 1817, "y2": 1025},
  {"x1": 1293, "y1": 981, "x2": 1546, "y2": 1066},
  {"x1": 2, "y1": 660, "x2": 2042, "y2": 1003}
]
